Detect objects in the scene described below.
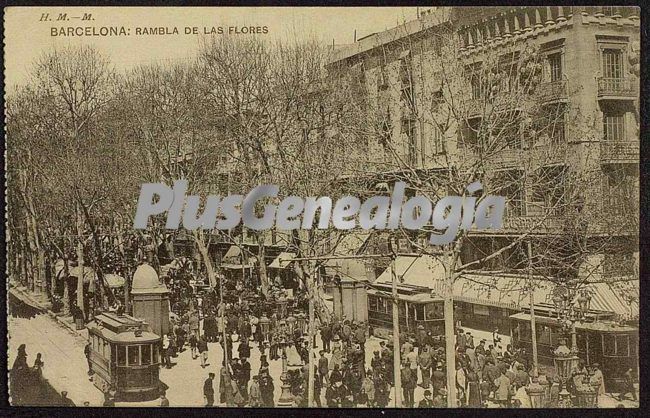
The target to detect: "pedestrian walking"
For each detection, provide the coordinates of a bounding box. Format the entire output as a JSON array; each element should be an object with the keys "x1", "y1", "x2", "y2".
[
  {"x1": 84, "y1": 342, "x2": 93, "y2": 375},
  {"x1": 401, "y1": 362, "x2": 416, "y2": 408},
  {"x1": 203, "y1": 373, "x2": 215, "y2": 406},
  {"x1": 198, "y1": 336, "x2": 209, "y2": 367},
  {"x1": 318, "y1": 350, "x2": 329, "y2": 386},
  {"x1": 320, "y1": 323, "x2": 332, "y2": 353},
  {"x1": 60, "y1": 391, "x2": 75, "y2": 406},
  {"x1": 162, "y1": 334, "x2": 172, "y2": 369},
  {"x1": 248, "y1": 375, "x2": 262, "y2": 407}
]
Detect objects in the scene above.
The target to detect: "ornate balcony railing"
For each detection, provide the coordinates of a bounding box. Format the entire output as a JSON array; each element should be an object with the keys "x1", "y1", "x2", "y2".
[
  {"x1": 597, "y1": 77, "x2": 637, "y2": 99},
  {"x1": 487, "y1": 148, "x2": 524, "y2": 169},
  {"x1": 470, "y1": 215, "x2": 565, "y2": 234},
  {"x1": 600, "y1": 141, "x2": 639, "y2": 163},
  {"x1": 537, "y1": 80, "x2": 568, "y2": 103}
]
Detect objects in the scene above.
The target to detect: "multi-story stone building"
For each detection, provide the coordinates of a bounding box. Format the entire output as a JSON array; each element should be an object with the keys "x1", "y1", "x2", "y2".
[{"x1": 326, "y1": 6, "x2": 639, "y2": 285}]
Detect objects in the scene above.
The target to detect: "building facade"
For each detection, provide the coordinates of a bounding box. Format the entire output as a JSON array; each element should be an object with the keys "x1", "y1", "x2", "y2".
[{"x1": 326, "y1": 6, "x2": 639, "y2": 286}]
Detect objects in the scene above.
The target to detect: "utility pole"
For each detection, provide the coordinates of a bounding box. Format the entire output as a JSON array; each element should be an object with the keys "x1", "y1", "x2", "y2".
[
  {"x1": 443, "y1": 247, "x2": 457, "y2": 408},
  {"x1": 528, "y1": 241, "x2": 538, "y2": 377},
  {"x1": 307, "y1": 267, "x2": 315, "y2": 407},
  {"x1": 391, "y1": 261, "x2": 402, "y2": 408}
]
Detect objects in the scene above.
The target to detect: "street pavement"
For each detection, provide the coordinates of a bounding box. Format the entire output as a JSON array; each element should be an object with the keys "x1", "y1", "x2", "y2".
[{"x1": 7, "y1": 311, "x2": 639, "y2": 408}]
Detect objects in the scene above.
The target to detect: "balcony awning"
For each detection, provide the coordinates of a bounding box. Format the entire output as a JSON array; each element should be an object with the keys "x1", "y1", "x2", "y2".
[{"x1": 269, "y1": 252, "x2": 296, "y2": 269}]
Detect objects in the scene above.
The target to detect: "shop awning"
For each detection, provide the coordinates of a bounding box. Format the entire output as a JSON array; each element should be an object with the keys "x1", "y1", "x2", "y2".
[
  {"x1": 223, "y1": 245, "x2": 242, "y2": 260},
  {"x1": 104, "y1": 274, "x2": 126, "y2": 289},
  {"x1": 374, "y1": 255, "x2": 446, "y2": 288},
  {"x1": 269, "y1": 252, "x2": 297, "y2": 269},
  {"x1": 221, "y1": 263, "x2": 255, "y2": 270}
]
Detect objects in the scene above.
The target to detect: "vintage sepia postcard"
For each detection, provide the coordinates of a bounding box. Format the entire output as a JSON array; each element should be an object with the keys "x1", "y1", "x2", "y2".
[{"x1": 4, "y1": 6, "x2": 640, "y2": 409}]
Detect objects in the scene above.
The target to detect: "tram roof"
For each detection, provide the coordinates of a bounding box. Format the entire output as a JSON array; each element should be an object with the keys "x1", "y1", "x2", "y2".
[
  {"x1": 88, "y1": 313, "x2": 161, "y2": 343},
  {"x1": 509, "y1": 312, "x2": 638, "y2": 333},
  {"x1": 374, "y1": 255, "x2": 638, "y2": 318}
]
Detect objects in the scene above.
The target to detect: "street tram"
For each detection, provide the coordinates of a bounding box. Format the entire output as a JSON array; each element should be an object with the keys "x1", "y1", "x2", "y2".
[
  {"x1": 509, "y1": 312, "x2": 638, "y2": 392},
  {"x1": 87, "y1": 312, "x2": 161, "y2": 399},
  {"x1": 367, "y1": 282, "x2": 446, "y2": 336}
]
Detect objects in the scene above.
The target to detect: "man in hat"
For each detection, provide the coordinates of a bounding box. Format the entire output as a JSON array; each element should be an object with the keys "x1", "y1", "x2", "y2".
[
  {"x1": 419, "y1": 390, "x2": 434, "y2": 407},
  {"x1": 59, "y1": 391, "x2": 75, "y2": 406},
  {"x1": 465, "y1": 332, "x2": 474, "y2": 349},
  {"x1": 418, "y1": 346, "x2": 433, "y2": 389},
  {"x1": 475, "y1": 339, "x2": 487, "y2": 357},
  {"x1": 318, "y1": 350, "x2": 330, "y2": 386},
  {"x1": 320, "y1": 322, "x2": 332, "y2": 353}
]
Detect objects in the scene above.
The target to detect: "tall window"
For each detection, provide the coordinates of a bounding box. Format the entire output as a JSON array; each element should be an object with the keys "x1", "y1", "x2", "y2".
[
  {"x1": 603, "y1": 111, "x2": 626, "y2": 141},
  {"x1": 403, "y1": 118, "x2": 417, "y2": 165},
  {"x1": 548, "y1": 52, "x2": 563, "y2": 82},
  {"x1": 470, "y1": 73, "x2": 483, "y2": 99},
  {"x1": 400, "y1": 54, "x2": 414, "y2": 110},
  {"x1": 602, "y1": 49, "x2": 623, "y2": 79},
  {"x1": 432, "y1": 124, "x2": 444, "y2": 154}
]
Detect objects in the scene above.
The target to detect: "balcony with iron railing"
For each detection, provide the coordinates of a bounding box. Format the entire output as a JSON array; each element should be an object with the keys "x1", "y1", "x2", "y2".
[
  {"x1": 600, "y1": 141, "x2": 639, "y2": 164},
  {"x1": 470, "y1": 214, "x2": 565, "y2": 235},
  {"x1": 597, "y1": 77, "x2": 638, "y2": 100},
  {"x1": 537, "y1": 79, "x2": 569, "y2": 103},
  {"x1": 487, "y1": 147, "x2": 524, "y2": 169}
]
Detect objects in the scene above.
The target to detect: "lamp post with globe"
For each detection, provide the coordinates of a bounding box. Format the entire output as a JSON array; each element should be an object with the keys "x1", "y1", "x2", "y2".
[{"x1": 551, "y1": 285, "x2": 592, "y2": 407}]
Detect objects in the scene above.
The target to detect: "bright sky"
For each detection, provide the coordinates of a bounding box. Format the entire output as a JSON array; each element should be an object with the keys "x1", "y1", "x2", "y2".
[{"x1": 4, "y1": 6, "x2": 423, "y2": 89}]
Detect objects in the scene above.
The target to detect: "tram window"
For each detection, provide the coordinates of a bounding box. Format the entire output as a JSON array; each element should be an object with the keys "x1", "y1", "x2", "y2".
[
  {"x1": 537, "y1": 325, "x2": 551, "y2": 345},
  {"x1": 425, "y1": 303, "x2": 439, "y2": 320},
  {"x1": 141, "y1": 345, "x2": 151, "y2": 365},
  {"x1": 368, "y1": 296, "x2": 378, "y2": 312},
  {"x1": 616, "y1": 335, "x2": 629, "y2": 356},
  {"x1": 104, "y1": 340, "x2": 111, "y2": 359},
  {"x1": 520, "y1": 322, "x2": 532, "y2": 341},
  {"x1": 603, "y1": 334, "x2": 616, "y2": 356},
  {"x1": 153, "y1": 345, "x2": 159, "y2": 363},
  {"x1": 128, "y1": 346, "x2": 140, "y2": 366},
  {"x1": 111, "y1": 345, "x2": 117, "y2": 364},
  {"x1": 118, "y1": 346, "x2": 126, "y2": 366},
  {"x1": 414, "y1": 304, "x2": 425, "y2": 321}
]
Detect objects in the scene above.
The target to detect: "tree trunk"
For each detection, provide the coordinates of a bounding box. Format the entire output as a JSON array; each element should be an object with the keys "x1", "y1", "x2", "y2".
[
  {"x1": 257, "y1": 234, "x2": 269, "y2": 296},
  {"x1": 75, "y1": 204, "x2": 86, "y2": 319},
  {"x1": 62, "y1": 259, "x2": 71, "y2": 316},
  {"x1": 194, "y1": 230, "x2": 217, "y2": 288},
  {"x1": 444, "y1": 248, "x2": 458, "y2": 408}
]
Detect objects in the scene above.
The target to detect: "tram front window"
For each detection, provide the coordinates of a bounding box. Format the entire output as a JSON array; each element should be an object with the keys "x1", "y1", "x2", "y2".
[
  {"x1": 153, "y1": 345, "x2": 159, "y2": 363},
  {"x1": 128, "y1": 346, "x2": 140, "y2": 366},
  {"x1": 141, "y1": 345, "x2": 151, "y2": 365},
  {"x1": 118, "y1": 346, "x2": 126, "y2": 366}
]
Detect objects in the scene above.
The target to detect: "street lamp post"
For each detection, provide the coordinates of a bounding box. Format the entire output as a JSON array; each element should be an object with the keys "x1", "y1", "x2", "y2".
[{"x1": 277, "y1": 341, "x2": 294, "y2": 407}]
